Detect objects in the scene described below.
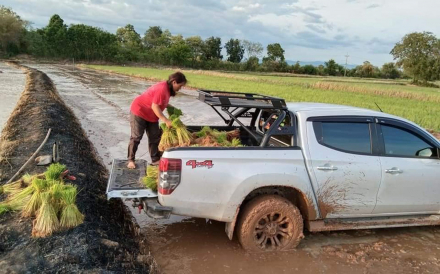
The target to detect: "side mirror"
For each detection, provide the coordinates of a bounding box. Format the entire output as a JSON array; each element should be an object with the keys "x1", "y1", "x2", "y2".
[{"x1": 416, "y1": 147, "x2": 435, "y2": 157}]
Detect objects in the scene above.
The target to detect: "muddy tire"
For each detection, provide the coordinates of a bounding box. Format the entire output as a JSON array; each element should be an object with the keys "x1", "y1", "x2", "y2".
[{"x1": 237, "y1": 195, "x2": 304, "y2": 252}]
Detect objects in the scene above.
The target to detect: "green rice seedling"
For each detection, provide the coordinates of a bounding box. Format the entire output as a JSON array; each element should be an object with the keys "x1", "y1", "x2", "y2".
[
  {"x1": 60, "y1": 187, "x2": 84, "y2": 229},
  {"x1": 146, "y1": 165, "x2": 158, "y2": 178},
  {"x1": 230, "y1": 138, "x2": 242, "y2": 147},
  {"x1": 0, "y1": 180, "x2": 23, "y2": 195},
  {"x1": 44, "y1": 163, "x2": 67, "y2": 181},
  {"x1": 22, "y1": 173, "x2": 34, "y2": 185},
  {"x1": 50, "y1": 182, "x2": 65, "y2": 215},
  {"x1": 226, "y1": 129, "x2": 240, "y2": 141},
  {"x1": 33, "y1": 192, "x2": 59, "y2": 237},
  {"x1": 21, "y1": 179, "x2": 48, "y2": 218},
  {"x1": 6, "y1": 183, "x2": 35, "y2": 210},
  {"x1": 0, "y1": 203, "x2": 11, "y2": 215},
  {"x1": 142, "y1": 165, "x2": 158, "y2": 191},
  {"x1": 196, "y1": 126, "x2": 212, "y2": 138},
  {"x1": 214, "y1": 132, "x2": 228, "y2": 145},
  {"x1": 142, "y1": 176, "x2": 158, "y2": 191},
  {"x1": 167, "y1": 106, "x2": 183, "y2": 117}
]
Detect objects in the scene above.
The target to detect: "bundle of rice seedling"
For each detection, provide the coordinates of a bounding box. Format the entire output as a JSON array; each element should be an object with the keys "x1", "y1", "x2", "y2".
[
  {"x1": 59, "y1": 187, "x2": 84, "y2": 229},
  {"x1": 44, "y1": 163, "x2": 67, "y2": 181},
  {"x1": 172, "y1": 118, "x2": 192, "y2": 146},
  {"x1": 22, "y1": 173, "x2": 34, "y2": 185},
  {"x1": 21, "y1": 178, "x2": 48, "y2": 217},
  {"x1": 200, "y1": 135, "x2": 220, "y2": 147},
  {"x1": 229, "y1": 138, "x2": 243, "y2": 147},
  {"x1": 0, "y1": 180, "x2": 22, "y2": 195},
  {"x1": 212, "y1": 130, "x2": 228, "y2": 145},
  {"x1": 0, "y1": 203, "x2": 11, "y2": 215},
  {"x1": 159, "y1": 123, "x2": 178, "y2": 151},
  {"x1": 33, "y1": 192, "x2": 59, "y2": 237},
  {"x1": 50, "y1": 182, "x2": 65, "y2": 214},
  {"x1": 143, "y1": 177, "x2": 157, "y2": 191},
  {"x1": 226, "y1": 129, "x2": 240, "y2": 141},
  {"x1": 196, "y1": 126, "x2": 213, "y2": 138},
  {"x1": 6, "y1": 183, "x2": 35, "y2": 210},
  {"x1": 142, "y1": 165, "x2": 158, "y2": 191}
]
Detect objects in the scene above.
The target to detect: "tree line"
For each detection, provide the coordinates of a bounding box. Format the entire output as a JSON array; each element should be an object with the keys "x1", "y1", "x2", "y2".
[{"x1": 1, "y1": 6, "x2": 439, "y2": 84}]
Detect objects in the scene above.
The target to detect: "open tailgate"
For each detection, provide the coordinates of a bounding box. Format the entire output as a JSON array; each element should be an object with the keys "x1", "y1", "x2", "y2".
[{"x1": 106, "y1": 159, "x2": 157, "y2": 200}]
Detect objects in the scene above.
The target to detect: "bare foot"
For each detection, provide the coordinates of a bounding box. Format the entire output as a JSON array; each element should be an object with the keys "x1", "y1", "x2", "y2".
[{"x1": 127, "y1": 160, "x2": 136, "y2": 169}]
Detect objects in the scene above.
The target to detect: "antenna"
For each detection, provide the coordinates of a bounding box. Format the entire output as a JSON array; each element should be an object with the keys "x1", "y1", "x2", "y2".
[{"x1": 374, "y1": 102, "x2": 383, "y2": 112}]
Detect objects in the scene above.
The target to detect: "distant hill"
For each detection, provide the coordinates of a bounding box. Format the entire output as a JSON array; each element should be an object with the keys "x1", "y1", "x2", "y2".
[{"x1": 286, "y1": 60, "x2": 357, "y2": 69}]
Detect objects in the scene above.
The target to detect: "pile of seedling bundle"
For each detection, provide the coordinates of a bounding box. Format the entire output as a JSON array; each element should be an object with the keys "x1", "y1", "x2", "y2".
[
  {"x1": 0, "y1": 163, "x2": 84, "y2": 237},
  {"x1": 159, "y1": 106, "x2": 242, "y2": 150},
  {"x1": 142, "y1": 106, "x2": 243, "y2": 191}
]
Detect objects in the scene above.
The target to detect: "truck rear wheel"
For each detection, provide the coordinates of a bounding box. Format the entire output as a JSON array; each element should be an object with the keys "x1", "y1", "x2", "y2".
[{"x1": 237, "y1": 195, "x2": 304, "y2": 252}]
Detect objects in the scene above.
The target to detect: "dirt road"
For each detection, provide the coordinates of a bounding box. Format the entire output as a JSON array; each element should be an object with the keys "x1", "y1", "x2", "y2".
[
  {"x1": 0, "y1": 62, "x2": 26, "y2": 133},
  {"x1": 23, "y1": 63, "x2": 440, "y2": 274}
]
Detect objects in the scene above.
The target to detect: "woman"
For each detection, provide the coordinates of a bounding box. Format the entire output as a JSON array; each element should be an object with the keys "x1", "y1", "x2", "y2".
[{"x1": 127, "y1": 72, "x2": 187, "y2": 169}]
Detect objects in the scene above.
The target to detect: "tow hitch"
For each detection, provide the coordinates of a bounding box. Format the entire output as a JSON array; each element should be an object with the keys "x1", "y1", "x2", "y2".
[{"x1": 131, "y1": 198, "x2": 172, "y2": 219}]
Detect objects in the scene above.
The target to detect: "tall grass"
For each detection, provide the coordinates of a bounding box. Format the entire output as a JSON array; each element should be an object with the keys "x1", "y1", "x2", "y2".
[{"x1": 83, "y1": 65, "x2": 440, "y2": 131}]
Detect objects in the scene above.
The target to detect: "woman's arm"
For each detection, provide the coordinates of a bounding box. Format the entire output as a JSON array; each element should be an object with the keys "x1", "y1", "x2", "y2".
[{"x1": 152, "y1": 103, "x2": 172, "y2": 127}]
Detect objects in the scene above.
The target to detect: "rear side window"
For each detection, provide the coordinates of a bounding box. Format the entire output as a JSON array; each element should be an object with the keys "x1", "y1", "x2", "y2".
[
  {"x1": 381, "y1": 125, "x2": 438, "y2": 158},
  {"x1": 314, "y1": 122, "x2": 372, "y2": 154}
]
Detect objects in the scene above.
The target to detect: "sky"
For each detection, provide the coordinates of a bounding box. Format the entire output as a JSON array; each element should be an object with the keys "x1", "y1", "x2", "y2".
[{"x1": 3, "y1": 0, "x2": 440, "y2": 66}]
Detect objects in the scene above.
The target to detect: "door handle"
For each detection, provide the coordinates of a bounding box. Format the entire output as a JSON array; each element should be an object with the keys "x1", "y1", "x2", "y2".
[
  {"x1": 385, "y1": 168, "x2": 403, "y2": 174},
  {"x1": 317, "y1": 166, "x2": 338, "y2": 171}
]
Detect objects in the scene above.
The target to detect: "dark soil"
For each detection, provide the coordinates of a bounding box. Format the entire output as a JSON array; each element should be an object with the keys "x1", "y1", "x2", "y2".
[{"x1": 0, "y1": 62, "x2": 151, "y2": 273}]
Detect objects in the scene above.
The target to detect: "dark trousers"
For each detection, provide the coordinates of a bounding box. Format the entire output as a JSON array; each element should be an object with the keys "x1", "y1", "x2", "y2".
[{"x1": 127, "y1": 112, "x2": 162, "y2": 162}]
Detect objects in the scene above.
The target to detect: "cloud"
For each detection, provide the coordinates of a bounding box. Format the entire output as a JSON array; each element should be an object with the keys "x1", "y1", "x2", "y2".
[
  {"x1": 3, "y1": 0, "x2": 440, "y2": 65},
  {"x1": 232, "y1": 6, "x2": 245, "y2": 11},
  {"x1": 366, "y1": 4, "x2": 380, "y2": 9}
]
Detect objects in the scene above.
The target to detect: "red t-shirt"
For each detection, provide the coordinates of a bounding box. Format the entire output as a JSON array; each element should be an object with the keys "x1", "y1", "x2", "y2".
[{"x1": 130, "y1": 81, "x2": 171, "y2": 122}]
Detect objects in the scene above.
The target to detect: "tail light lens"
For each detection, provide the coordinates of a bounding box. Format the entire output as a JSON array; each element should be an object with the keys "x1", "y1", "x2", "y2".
[{"x1": 158, "y1": 158, "x2": 182, "y2": 195}]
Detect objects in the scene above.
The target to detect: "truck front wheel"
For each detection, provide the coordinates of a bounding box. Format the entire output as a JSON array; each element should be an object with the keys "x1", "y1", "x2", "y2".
[{"x1": 237, "y1": 195, "x2": 304, "y2": 252}]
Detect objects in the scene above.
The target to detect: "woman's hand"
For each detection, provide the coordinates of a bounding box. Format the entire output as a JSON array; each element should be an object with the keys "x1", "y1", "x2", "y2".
[{"x1": 165, "y1": 118, "x2": 172, "y2": 128}]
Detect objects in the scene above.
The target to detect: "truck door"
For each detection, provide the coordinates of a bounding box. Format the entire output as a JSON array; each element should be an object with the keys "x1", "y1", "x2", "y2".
[
  {"x1": 372, "y1": 119, "x2": 440, "y2": 214},
  {"x1": 306, "y1": 117, "x2": 382, "y2": 218}
]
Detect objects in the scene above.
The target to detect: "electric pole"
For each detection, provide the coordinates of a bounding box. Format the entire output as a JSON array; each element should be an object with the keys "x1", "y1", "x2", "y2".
[{"x1": 344, "y1": 54, "x2": 349, "y2": 77}]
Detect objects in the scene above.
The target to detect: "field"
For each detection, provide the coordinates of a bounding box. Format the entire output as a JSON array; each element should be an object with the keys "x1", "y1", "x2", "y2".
[{"x1": 84, "y1": 65, "x2": 440, "y2": 132}]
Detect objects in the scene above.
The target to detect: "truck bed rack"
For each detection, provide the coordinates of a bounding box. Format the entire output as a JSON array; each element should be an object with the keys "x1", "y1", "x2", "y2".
[{"x1": 198, "y1": 90, "x2": 287, "y2": 110}]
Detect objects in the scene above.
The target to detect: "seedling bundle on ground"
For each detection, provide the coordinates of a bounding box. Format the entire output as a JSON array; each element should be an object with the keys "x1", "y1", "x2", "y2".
[{"x1": 0, "y1": 163, "x2": 84, "y2": 237}]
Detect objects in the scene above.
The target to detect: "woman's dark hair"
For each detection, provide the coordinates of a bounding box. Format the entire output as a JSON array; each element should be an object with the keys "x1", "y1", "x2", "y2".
[
  {"x1": 168, "y1": 72, "x2": 187, "y2": 84},
  {"x1": 167, "y1": 72, "x2": 187, "y2": 96}
]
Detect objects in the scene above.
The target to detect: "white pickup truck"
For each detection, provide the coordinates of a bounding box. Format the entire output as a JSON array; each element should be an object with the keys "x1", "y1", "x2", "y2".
[{"x1": 107, "y1": 90, "x2": 440, "y2": 252}]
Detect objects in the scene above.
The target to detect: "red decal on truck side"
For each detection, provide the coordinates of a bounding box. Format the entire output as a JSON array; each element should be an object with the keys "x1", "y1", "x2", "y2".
[{"x1": 186, "y1": 160, "x2": 214, "y2": 169}]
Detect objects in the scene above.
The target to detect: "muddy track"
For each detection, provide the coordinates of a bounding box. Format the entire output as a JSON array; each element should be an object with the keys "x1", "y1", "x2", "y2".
[{"x1": 0, "y1": 62, "x2": 154, "y2": 273}]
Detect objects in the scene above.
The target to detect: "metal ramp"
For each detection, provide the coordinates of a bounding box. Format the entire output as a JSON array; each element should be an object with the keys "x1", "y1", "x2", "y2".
[{"x1": 106, "y1": 159, "x2": 158, "y2": 200}]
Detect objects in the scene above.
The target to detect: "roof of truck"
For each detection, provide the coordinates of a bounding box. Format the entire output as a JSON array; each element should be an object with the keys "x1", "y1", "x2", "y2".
[{"x1": 286, "y1": 102, "x2": 392, "y2": 117}]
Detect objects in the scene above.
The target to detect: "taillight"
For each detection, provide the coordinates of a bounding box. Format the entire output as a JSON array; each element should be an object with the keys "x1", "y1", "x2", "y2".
[{"x1": 158, "y1": 158, "x2": 182, "y2": 195}]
